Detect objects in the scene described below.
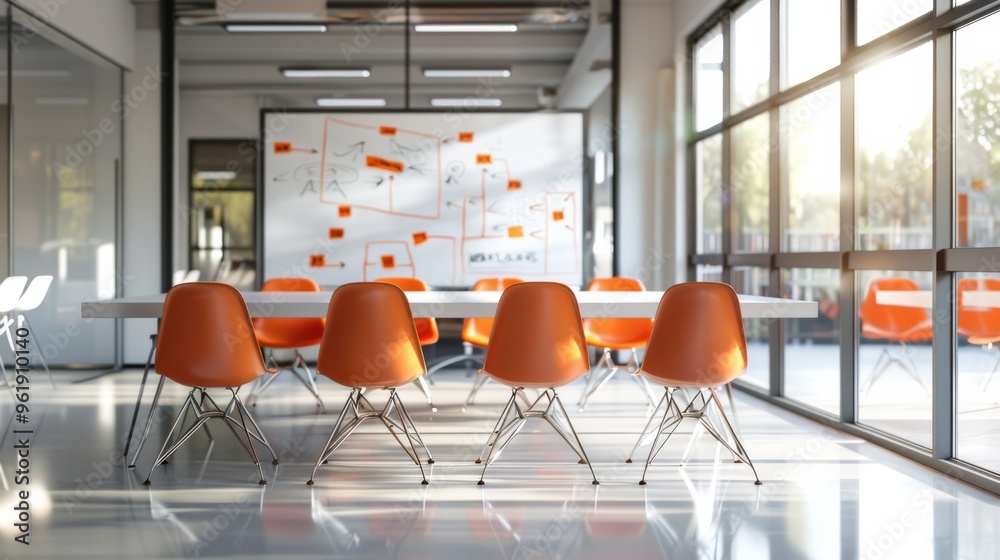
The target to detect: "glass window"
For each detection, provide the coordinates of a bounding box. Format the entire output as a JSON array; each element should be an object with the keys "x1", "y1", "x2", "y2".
[
  {"x1": 857, "y1": 270, "x2": 933, "y2": 449},
  {"x1": 955, "y1": 272, "x2": 1000, "y2": 473},
  {"x1": 955, "y1": 12, "x2": 1000, "y2": 248},
  {"x1": 857, "y1": 0, "x2": 933, "y2": 45},
  {"x1": 782, "y1": 0, "x2": 840, "y2": 89},
  {"x1": 783, "y1": 84, "x2": 841, "y2": 251},
  {"x1": 856, "y1": 43, "x2": 933, "y2": 251},
  {"x1": 696, "y1": 264, "x2": 722, "y2": 282},
  {"x1": 695, "y1": 26, "x2": 724, "y2": 131},
  {"x1": 783, "y1": 268, "x2": 841, "y2": 416},
  {"x1": 733, "y1": 267, "x2": 770, "y2": 389},
  {"x1": 188, "y1": 140, "x2": 257, "y2": 288},
  {"x1": 731, "y1": 113, "x2": 770, "y2": 253},
  {"x1": 10, "y1": 9, "x2": 123, "y2": 367},
  {"x1": 731, "y1": 0, "x2": 771, "y2": 113},
  {"x1": 696, "y1": 135, "x2": 723, "y2": 253}
]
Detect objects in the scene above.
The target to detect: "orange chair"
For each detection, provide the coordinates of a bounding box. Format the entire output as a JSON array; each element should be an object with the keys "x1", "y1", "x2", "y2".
[
  {"x1": 577, "y1": 277, "x2": 657, "y2": 411},
  {"x1": 958, "y1": 277, "x2": 1000, "y2": 391},
  {"x1": 308, "y1": 282, "x2": 434, "y2": 485},
  {"x1": 376, "y1": 277, "x2": 439, "y2": 411},
  {"x1": 425, "y1": 277, "x2": 523, "y2": 408},
  {"x1": 249, "y1": 277, "x2": 326, "y2": 410},
  {"x1": 475, "y1": 282, "x2": 599, "y2": 485},
  {"x1": 626, "y1": 282, "x2": 761, "y2": 485},
  {"x1": 141, "y1": 282, "x2": 278, "y2": 486},
  {"x1": 859, "y1": 277, "x2": 933, "y2": 396}
]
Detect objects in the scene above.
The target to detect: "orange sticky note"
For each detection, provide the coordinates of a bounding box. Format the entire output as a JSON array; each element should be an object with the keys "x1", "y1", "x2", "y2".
[
  {"x1": 309, "y1": 254, "x2": 326, "y2": 267},
  {"x1": 274, "y1": 142, "x2": 292, "y2": 153},
  {"x1": 379, "y1": 126, "x2": 397, "y2": 136},
  {"x1": 412, "y1": 232, "x2": 428, "y2": 245},
  {"x1": 381, "y1": 255, "x2": 396, "y2": 269},
  {"x1": 366, "y1": 155, "x2": 405, "y2": 173},
  {"x1": 328, "y1": 227, "x2": 344, "y2": 240},
  {"x1": 507, "y1": 179, "x2": 522, "y2": 191},
  {"x1": 338, "y1": 205, "x2": 351, "y2": 217},
  {"x1": 508, "y1": 226, "x2": 524, "y2": 238},
  {"x1": 476, "y1": 154, "x2": 492, "y2": 164},
  {"x1": 552, "y1": 211, "x2": 564, "y2": 221},
  {"x1": 459, "y1": 132, "x2": 474, "y2": 142}
]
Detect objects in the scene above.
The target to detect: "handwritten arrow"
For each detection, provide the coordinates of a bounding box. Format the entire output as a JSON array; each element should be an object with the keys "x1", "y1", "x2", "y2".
[
  {"x1": 446, "y1": 200, "x2": 462, "y2": 209},
  {"x1": 371, "y1": 177, "x2": 385, "y2": 188},
  {"x1": 408, "y1": 165, "x2": 427, "y2": 175},
  {"x1": 530, "y1": 230, "x2": 545, "y2": 239},
  {"x1": 332, "y1": 141, "x2": 365, "y2": 159},
  {"x1": 528, "y1": 203, "x2": 546, "y2": 212},
  {"x1": 273, "y1": 170, "x2": 292, "y2": 182}
]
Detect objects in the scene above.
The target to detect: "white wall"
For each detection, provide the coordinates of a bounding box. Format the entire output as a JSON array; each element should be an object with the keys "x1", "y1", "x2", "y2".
[
  {"x1": 616, "y1": 0, "x2": 674, "y2": 289},
  {"x1": 11, "y1": 0, "x2": 135, "y2": 70},
  {"x1": 122, "y1": 23, "x2": 162, "y2": 364}
]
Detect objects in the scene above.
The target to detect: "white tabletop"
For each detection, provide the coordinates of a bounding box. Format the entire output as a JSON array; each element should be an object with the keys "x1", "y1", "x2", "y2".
[{"x1": 82, "y1": 290, "x2": 817, "y2": 319}]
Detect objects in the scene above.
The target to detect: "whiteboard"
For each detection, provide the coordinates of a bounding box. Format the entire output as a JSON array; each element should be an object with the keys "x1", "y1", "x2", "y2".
[{"x1": 262, "y1": 111, "x2": 584, "y2": 287}]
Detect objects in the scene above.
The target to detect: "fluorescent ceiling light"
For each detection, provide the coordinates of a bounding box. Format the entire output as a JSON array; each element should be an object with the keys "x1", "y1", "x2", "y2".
[
  {"x1": 35, "y1": 97, "x2": 89, "y2": 105},
  {"x1": 414, "y1": 23, "x2": 517, "y2": 33},
  {"x1": 196, "y1": 171, "x2": 239, "y2": 181},
  {"x1": 316, "y1": 97, "x2": 387, "y2": 107},
  {"x1": 423, "y1": 68, "x2": 511, "y2": 78},
  {"x1": 281, "y1": 68, "x2": 371, "y2": 78},
  {"x1": 225, "y1": 24, "x2": 328, "y2": 33},
  {"x1": 430, "y1": 98, "x2": 503, "y2": 108}
]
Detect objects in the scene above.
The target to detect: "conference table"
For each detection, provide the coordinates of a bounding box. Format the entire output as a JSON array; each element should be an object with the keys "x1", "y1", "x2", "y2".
[
  {"x1": 82, "y1": 289, "x2": 816, "y2": 466},
  {"x1": 82, "y1": 290, "x2": 818, "y2": 319}
]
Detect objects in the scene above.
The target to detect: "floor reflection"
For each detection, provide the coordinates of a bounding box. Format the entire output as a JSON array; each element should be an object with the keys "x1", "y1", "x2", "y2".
[{"x1": 3, "y1": 368, "x2": 1000, "y2": 558}]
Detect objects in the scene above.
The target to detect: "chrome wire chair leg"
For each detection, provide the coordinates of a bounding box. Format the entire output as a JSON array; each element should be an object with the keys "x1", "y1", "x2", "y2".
[
  {"x1": 130, "y1": 375, "x2": 166, "y2": 468},
  {"x1": 626, "y1": 388, "x2": 670, "y2": 464},
  {"x1": 125, "y1": 335, "x2": 157, "y2": 461},
  {"x1": 412, "y1": 375, "x2": 437, "y2": 412},
  {"x1": 221, "y1": 389, "x2": 279, "y2": 465},
  {"x1": 724, "y1": 383, "x2": 741, "y2": 434},
  {"x1": 638, "y1": 390, "x2": 685, "y2": 485},
  {"x1": 464, "y1": 373, "x2": 491, "y2": 410},
  {"x1": 477, "y1": 387, "x2": 598, "y2": 486},
  {"x1": 248, "y1": 371, "x2": 280, "y2": 406},
  {"x1": 308, "y1": 388, "x2": 431, "y2": 485},
  {"x1": 228, "y1": 388, "x2": 267, "y2": 485},
  {"x1": 426, "y1": 343, "x2": 482, "y2": 377},
  {"x1": 293, "y1": 350, "x2": 324, "y2": 411},
  {"x1": 862, "y1": 348, "x2": 891, "y2": 396},
  {"x1": 476, "y1": 388, "x2": 525, "y2": 465},
  {"x1": 705, "y1": 389, "x2": 761, "y2": 485},
  {"x1": 144, "y1": 393, "x2": 195, "y2": 485},
  {"x1": 380, "y1": 389, "x2": 431, "y2": 484},
  {"x1": 309, "y1": 389, "x2": 365, "y2": 485},
  {"x1": 577, "y1": 350, "x2": 616, "y2": 411}
]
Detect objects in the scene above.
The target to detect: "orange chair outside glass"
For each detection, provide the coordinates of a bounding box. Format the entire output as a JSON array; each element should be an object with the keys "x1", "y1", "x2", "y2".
[
  {"x1": 424, "y1": 277, "x2": 523, "y2": 408},
  {"x1": 140, "y1": 282, "x2": 279, "y2": 486},
  {"x1": 475, "y1": 281, "x2": 599, "y2": 485},
  {"x1": 249, "y1": 277, "x2": 326, "y2": 410},
  {"x1": 578, "y1": 277, "x2": 657, "y2": 411},
  {"x1": 376, "y1": 277, "x2": 439, "y2": 411},
  {"x1": 858, "y1": 277, "x2": 933, "y2": 396},
  {"x1": 958, "y1": 277, "x2": 1000, "y2": 391},
  {"x1": 308, "y1": 282, "x2": 434, "y2": 485},
  {"x1": 626, "y1": 282, "x2": 761, "y2": 485}
]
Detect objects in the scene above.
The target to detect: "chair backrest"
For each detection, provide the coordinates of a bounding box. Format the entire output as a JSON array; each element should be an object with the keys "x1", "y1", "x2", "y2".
[
  {"x1": 253, "y1": 277, "x2": 326, "y2": 349},
  {"x1": 583, "y1": 277, "x2": 653, "y2": 349},
  {"x1": 481, "y1": 282, "x2": 590, "y2": 387},
  {"x1": 155, "y1": 282, "x2": 266, "y2": 388},
  {"x1": 640, "y1": 282, "x2": 748, "y2": 388},
  {"x1": 15, "y1": 275, "x2": 53, "y2": 312},
  {"x1": 375, "y1": 277, "x2": 439, "y2": 346},
  {"x1": 317, "y1": 282, "x2": 426, "y2": 388},
  {"x1": 958, "y1": 277, "x2": 1000, "y2": 340},
  {"x1": 462, "y1": 277, "x2": 524, "y2": 346},
  {"x1": 859, "y1": 277, "x2": 932, "y2": 340},
  {"x1": 0, "y1": 276, "x2": 28, "y2": 314}
]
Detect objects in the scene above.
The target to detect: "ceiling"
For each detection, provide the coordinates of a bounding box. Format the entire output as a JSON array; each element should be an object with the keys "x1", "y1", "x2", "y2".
[{"x1": 170, "y1": 1, "x2": 613, "y2": 110}]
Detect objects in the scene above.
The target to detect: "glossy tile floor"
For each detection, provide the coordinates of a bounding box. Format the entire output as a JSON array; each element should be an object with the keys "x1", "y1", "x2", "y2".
[{"x1": 3, "y1": 365, "x2": 1000, "y2": 559}]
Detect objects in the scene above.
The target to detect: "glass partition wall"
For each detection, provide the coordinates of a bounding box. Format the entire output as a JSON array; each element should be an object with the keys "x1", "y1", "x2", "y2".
[
  {"x1": 0, "y1": 5, "x2": 123, "y2": 367},
  {"x1": 688, "y1": 0, "x2": 1000, "y2": 493}
]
